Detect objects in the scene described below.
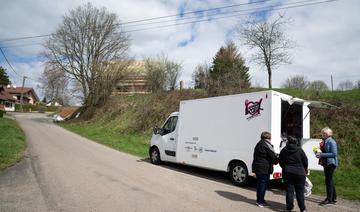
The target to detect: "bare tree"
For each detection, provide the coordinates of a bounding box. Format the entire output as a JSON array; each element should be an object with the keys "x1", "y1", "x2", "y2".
[
  {"x1": 145, "y1": 55, "x2": 182, "y2": 92},
  {"x1": 39, "y1": 64, "x2": 70, "y2": 106},
  {"x1": 163, "y1": 57, "x2": 182, "y2": 91},
  {"x1": 144, "y1": 58, "x2": 166, "y2": 93},
  {"x1": 44, "y1": 3, "x2": 130, "y2": 107},
  {"x1": 337, "y1": 80, "x2": 354, "y2": 91},
  {"x1": 239, "y1": 14, "x2": 295, "y2": 88},
  {"x1": 308, "y1": 80, "x2": 329, "y2": 91},
  {"x1": 193, "y1": 62, "x2": 210, "y2": 89},
  {"x1": 282, "y1": 75, "x2": 309, "y2": 90}
]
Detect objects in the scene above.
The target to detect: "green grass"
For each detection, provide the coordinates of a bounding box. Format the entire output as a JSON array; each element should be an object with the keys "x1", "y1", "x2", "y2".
[
  {"x1": 60, "y1": 122, "x2": 150, "y2": 158},
  {"x1": 0, "y1": 117, "x2": 26, "y2": 170},
  {"x1": 309, "y1": 168, "x2": 360, "y2": 200}
]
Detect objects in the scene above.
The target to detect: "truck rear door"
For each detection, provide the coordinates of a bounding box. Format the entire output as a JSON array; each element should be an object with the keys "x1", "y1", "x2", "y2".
[{"x1": 301, "y1": 139, "x2": 323, "y2": 171}]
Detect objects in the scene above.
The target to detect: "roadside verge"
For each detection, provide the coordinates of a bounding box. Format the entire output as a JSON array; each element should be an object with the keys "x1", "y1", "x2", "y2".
[{"x1": 0, "y1": 116, "x2": 26, "y2": 170}]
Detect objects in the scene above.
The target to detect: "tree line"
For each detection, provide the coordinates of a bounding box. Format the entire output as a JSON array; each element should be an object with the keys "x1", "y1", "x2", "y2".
[
  {"x1": 282, "y1": 75, "x2": 360, "y2": 91},
  {"x1": 39, "y1": 3, "x2": 291, "y2": 108},
  {"x1": 10, "y1": 2, "x2": 355, "y2": 111}
]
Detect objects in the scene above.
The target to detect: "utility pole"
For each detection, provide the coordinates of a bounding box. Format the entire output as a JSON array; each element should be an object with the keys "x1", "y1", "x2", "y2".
[
  {"x1": 179, "y1": 80, "x2": 184, "y2": 90},
  {"x1": 20, "y1": 76, "x2": 27, "y2": 112},
  {"x1": 331, "y1": 75, "x2": 334, "y2": 92}
]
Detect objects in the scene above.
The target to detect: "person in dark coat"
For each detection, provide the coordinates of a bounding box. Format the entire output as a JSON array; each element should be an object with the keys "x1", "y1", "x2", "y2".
[
  {"x1": 279, "y1": 136, "x2": 308, "y2": 212},
  {"x1": 252, "y1": 131, "x2": 278, "y2": 207}
]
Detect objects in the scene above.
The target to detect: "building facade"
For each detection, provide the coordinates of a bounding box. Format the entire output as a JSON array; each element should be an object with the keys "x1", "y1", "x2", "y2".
[{"x1": 4, "y1": 85, "x2": 39, "y2": 105}]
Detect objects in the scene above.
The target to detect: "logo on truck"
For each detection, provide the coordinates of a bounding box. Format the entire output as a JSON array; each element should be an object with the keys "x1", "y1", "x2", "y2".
[{"x1": 245, "y1": 98, "x2": 263, "y2": 120}]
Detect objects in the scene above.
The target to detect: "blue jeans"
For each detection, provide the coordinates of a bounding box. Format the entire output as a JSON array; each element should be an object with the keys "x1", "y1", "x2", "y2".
[{"x1": 256, "y1": 174, "x2": 270, "y2": 204}]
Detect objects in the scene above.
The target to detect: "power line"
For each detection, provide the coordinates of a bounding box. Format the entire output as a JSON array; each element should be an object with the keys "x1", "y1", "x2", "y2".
[
  {"x1": 124, "y1": 0, "x2": 338, "y2": 33},
  {"x1": 122, "y1": 0, "x2": 315, "y2": 28},
  {"x1": 0, "y1": 0, "x2": 271, "y2": 43},
  {"x1": 0, "y1": 47, "x2": 22, "y2": 77},
  {"x1": 0, "y1": 0, "x2": 337, "y2": 47},
  {"x1": 0, "y1": 0, "x2": 330, "y2": 42},
  {"x1": 0, "y1": 42, "x2": 44, "y2": 49},
  {"x1": 121, "y1": 0, "x2": 272, "y2": 25},
  {"x1": 0, "y1": 47, "x2": 40, "y2": 83},
  {"x1": 0, "y1": 34, "x2": 51, "y2": 43}
]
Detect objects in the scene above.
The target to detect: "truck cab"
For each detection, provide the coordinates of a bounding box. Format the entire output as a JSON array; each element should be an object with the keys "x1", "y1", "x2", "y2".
[{"x1": 150, "y1": 112, "x2": 179, "y2": 164}]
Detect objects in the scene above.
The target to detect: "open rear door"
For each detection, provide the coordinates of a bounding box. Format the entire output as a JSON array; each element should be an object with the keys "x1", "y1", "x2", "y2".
[
  {"x1": 301, "y1": 138, "x2": 323, "y2": 171},
  {"x1": 307, "y1": 101, "x2": 339, "y2": 110}
]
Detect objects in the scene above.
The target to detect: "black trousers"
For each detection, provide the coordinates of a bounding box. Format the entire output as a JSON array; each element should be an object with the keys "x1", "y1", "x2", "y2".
[
  {"x1": 324, "y1": 165, "x2": 337, "y2": 202},
  {"x1": 283, "y1": 172, "x2": 306, "y2": 211}
]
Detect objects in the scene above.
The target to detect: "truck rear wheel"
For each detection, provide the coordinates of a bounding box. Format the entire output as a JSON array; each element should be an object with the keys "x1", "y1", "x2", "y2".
[
  {"x1": 150, "y1": 147, "x2": 161, "y2": 164},
  {"x1": 229, "y1": 162, "x2": 250, "y2": 186}
]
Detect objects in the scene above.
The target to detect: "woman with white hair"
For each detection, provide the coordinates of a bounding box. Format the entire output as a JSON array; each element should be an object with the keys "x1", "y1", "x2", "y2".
[{"x1": 316, "y1": 127, "x2": 338, "y2": 206}]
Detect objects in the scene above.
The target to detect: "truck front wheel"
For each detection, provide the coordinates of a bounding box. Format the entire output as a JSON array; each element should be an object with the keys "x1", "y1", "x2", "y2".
[
  {"x1": 150, "y1": 147, "x2": 161, "y2": 164},
  {"x1": 229, "y1": 162, "x2": 250, "y2": 186}
]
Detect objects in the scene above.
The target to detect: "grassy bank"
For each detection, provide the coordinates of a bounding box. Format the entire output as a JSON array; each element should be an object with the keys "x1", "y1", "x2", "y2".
[
  {"x1": 0, "y1": 117, "x2": 26, "y2": 170},
  {"x1": 60, "y1": 89, "x2": 360, "y2": 200},
  {"x1": 309, "y1": 168, "x2": 360, "y2": 200},
  {"x1": 60, "y1": 122, "x2": 150, "y2": 157}
]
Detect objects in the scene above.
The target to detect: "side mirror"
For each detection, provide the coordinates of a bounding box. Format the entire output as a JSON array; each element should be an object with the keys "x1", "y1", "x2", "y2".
[{"x1": 153, "y1": 127, "x2": 164, "y2": 135}]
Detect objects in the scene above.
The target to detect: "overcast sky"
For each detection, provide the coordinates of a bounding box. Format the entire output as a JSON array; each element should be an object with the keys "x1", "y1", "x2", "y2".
[{"x1": 0, "y1": 0, "x2": 359, "y2": 98}]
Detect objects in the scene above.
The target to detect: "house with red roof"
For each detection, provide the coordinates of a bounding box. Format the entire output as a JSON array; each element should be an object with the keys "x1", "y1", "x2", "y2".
[{"x1": 4, "y1": 85, "x2": 39, "y2": 105}]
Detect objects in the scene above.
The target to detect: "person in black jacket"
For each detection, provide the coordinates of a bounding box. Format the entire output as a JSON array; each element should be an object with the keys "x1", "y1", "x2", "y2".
[
  {"x1": 279, "y1": 136, "x2": 308, "y2": 212},
  {"x1": 252, "y1": 131, "x2": 278, "y2": 207}
]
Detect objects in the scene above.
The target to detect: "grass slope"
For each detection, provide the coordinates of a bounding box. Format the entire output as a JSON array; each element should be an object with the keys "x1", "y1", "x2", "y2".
[
  {"x1": 61, "y1": 88, "x2": 360, "y2": 200},
  {"x1": 0, "y1": 117, "x2": 26, "y2": 170},
  {"x1": 60, "y1": 122, "x2": 150, "y2": 157}
]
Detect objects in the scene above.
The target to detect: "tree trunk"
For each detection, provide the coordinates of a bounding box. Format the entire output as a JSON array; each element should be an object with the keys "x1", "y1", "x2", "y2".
[{"x1": 267, "y1": 65, "x2": 272, "y2": 89}]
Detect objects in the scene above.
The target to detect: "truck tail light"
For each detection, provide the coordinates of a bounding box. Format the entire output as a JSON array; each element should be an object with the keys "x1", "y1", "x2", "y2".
[{"x1": 273, "y1": 172, "x2": 282, "y2": 179}]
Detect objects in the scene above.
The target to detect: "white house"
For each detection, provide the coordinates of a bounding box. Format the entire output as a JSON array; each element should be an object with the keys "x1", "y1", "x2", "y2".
[{"x1": 0, "y1": 85, "x2": 16, "y2": 111}]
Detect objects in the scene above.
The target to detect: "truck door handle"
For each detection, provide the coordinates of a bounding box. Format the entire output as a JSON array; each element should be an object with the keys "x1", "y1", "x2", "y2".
[{"x1": 170, "y1": 138, "x2": 175, "y2": 141}]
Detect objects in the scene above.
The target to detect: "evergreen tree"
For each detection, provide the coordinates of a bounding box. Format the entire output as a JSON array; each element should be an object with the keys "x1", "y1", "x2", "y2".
[
  {"x1": 0, "y1": 66, "x2": 11, "y2": 86},
  {"x1": 209, "y1": 41, "x2": 251, "y2": 94}
]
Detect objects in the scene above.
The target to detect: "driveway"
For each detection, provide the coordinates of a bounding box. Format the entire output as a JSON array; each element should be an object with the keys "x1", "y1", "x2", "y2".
[{"x1": 0, "y1": 113, "x2": 358, "y2": 211}]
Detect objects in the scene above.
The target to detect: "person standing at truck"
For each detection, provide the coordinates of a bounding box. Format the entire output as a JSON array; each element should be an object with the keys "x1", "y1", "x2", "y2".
[
  {"x1": 316, "y1": 127, "x2": 338, "y2": 206},
  {"x1": 252, "y1": 131, "x2": 278, "y2": 207},
  {"x1": 279, "y1": 136, "x2": 308, "y2": 212}
]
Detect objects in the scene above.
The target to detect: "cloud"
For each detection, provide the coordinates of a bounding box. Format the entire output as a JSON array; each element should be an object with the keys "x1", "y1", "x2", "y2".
[
  {"x1": 177, "y1": 23, "x2": 198, "y2": 47},
  {"x1": 272, "y1": 0, "x2": 360, "y2": 87},
  {"x1": 1, "y1": 61, "x2": 44, "y2": 96}
]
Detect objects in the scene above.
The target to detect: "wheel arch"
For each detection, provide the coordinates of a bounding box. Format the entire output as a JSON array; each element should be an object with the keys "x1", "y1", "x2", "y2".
[
  {"x1": 228, "y1": 159, "x2": 248, "y2": 173},
  {"x1": 149, "y1": 145, "x2": 159, "y2": 154}
]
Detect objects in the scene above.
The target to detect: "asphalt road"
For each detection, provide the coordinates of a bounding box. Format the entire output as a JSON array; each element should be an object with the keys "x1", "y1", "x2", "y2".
[{"x1": 0, "y1": 113, "x2": 359, "y2": 212}]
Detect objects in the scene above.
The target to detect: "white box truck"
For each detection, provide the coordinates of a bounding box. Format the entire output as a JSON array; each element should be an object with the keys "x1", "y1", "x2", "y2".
[{"x1": 149, "y1": 90, "x2": 335, "y2": 186}]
